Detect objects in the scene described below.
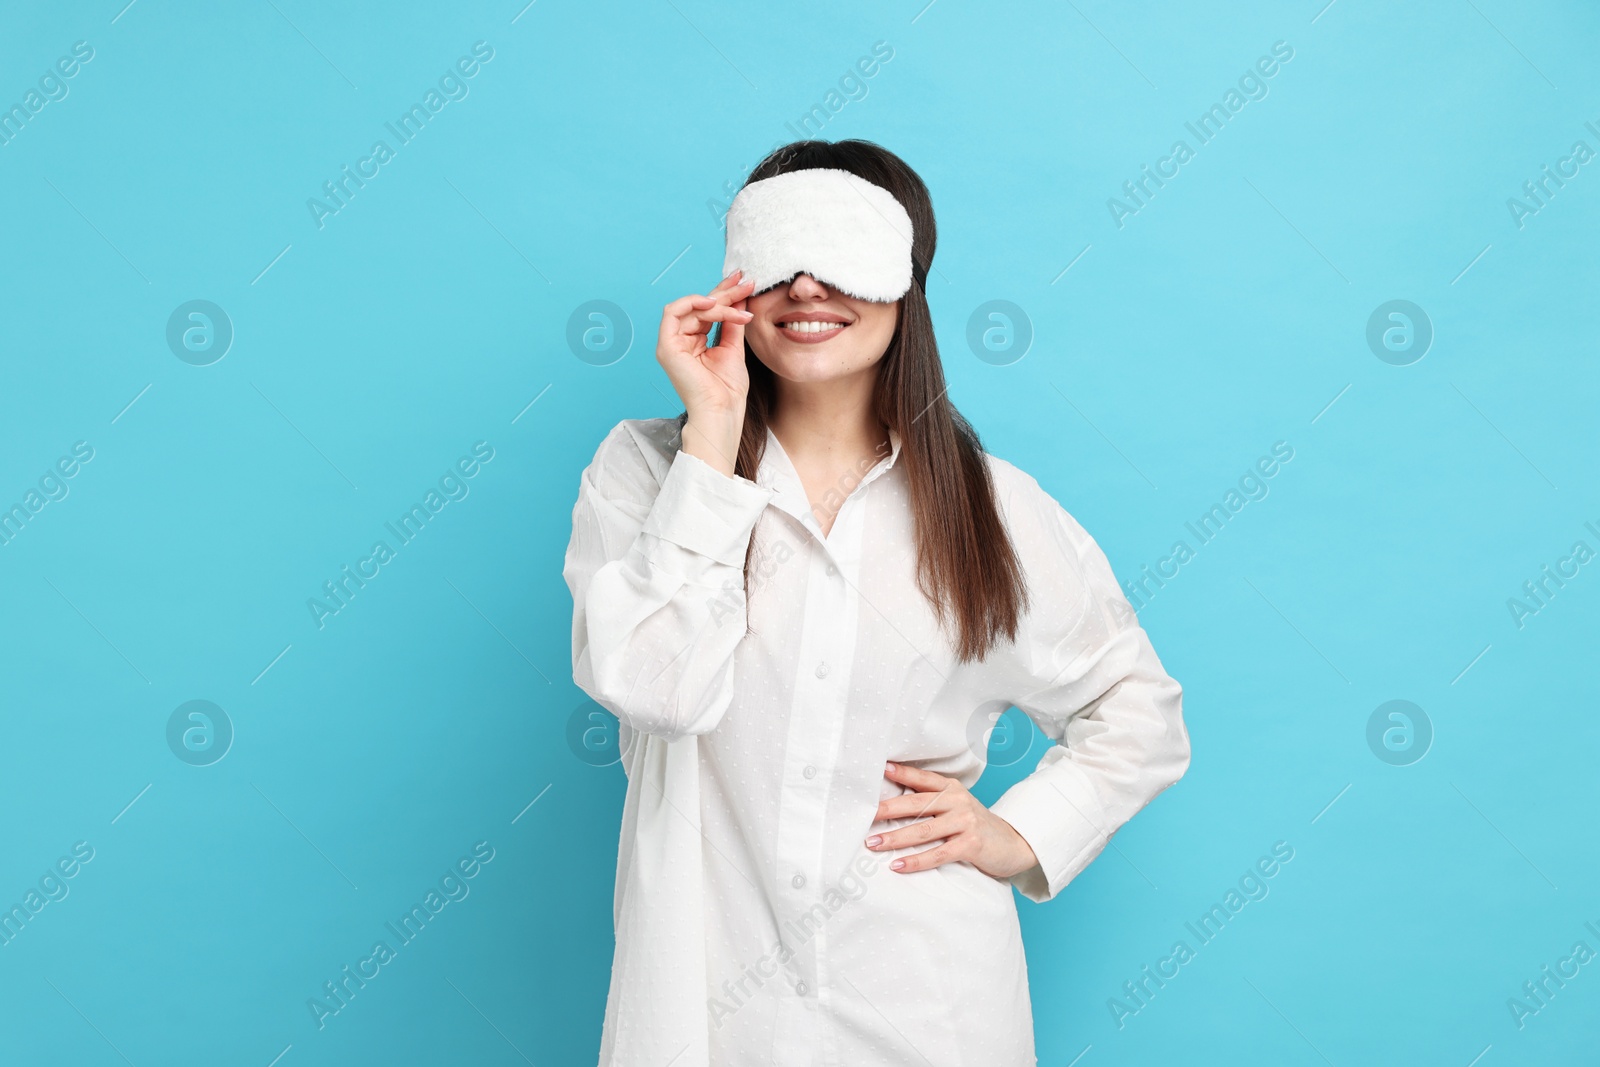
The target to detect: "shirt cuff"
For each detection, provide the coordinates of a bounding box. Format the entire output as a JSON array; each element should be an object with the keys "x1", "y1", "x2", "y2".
[
  {"x1": 988, "y1": 761, "x2": 1110, "y2": 904},
  {"x1": 639, "y1": 448, "x2": 774, "y2": 568}
]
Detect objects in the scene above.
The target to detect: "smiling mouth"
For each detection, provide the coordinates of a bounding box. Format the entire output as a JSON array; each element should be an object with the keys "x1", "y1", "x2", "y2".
[{"x1": 778, "y1": 320, "x2": 850, "y2": 339}]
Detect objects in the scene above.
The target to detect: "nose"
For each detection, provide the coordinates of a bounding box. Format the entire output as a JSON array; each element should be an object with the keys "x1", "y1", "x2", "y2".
[{"x1": 786, "y1": 272, "x2": 830, "y2": 298}]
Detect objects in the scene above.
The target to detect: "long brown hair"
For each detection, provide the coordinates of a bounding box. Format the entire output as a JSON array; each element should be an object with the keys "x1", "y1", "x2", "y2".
[{"x1": 685, "y1": 138, "x2": 1028, "y2": 663}]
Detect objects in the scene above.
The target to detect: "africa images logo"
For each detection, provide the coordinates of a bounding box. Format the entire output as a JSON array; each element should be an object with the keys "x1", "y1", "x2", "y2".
[
  {"x1": 307, "y1": 841, "x2": 496, "y2": 1030},
  {"x1": 307, "y1": 442, "x2": 495, "y2": 629},
  {"x1": 306, "y1": 42, "x2": 495, "y2": 230}
]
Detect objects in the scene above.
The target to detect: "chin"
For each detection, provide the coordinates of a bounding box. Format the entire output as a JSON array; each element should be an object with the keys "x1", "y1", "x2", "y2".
[{"x1": 766, "y1": 347, "x2": 871, "y2": 377}]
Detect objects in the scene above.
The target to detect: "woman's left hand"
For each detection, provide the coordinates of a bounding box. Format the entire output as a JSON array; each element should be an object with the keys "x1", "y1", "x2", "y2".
[{"x1": 866, "y1": 762, "x2": 1040, "y2": 879}]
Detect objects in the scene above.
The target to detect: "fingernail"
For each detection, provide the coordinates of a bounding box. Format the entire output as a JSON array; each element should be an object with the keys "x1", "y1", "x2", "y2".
[
  {"x1": 865, "y1": 835, "x2": 882, "y2": 848},
  {"x1": 889, "y1": 859, "x2": 905, "y2": 870},
  {"x1": 884, "y1": 762, "x2": 896, "y2": 773}
]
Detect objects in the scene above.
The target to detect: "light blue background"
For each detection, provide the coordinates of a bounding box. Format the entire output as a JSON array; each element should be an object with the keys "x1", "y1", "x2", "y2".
[{"x1": 1, "y1": 0, "x2": 1596, "y2": 1064}]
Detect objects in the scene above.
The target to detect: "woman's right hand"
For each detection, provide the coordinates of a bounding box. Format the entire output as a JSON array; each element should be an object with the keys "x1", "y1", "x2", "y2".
[{"x1": 657, "y1": 270, "x2": 757, "y2": 475}]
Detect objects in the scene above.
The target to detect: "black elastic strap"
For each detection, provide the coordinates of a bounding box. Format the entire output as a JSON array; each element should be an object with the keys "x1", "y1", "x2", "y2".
[{"x1": 911, "y1": 256, "x2": 928, "y2": 294}]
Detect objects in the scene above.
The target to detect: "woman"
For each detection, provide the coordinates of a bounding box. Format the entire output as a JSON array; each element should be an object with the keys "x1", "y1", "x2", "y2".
[{"x1": 563, "y1": 139, "x2": 1190, "y2": 1066}]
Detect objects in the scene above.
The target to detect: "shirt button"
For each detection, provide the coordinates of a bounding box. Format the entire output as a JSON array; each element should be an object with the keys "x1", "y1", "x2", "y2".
[
  {"x1": 814, "y1": 661, "x2": 829, "y2": 679},
  {"x1": 796, "y1": 981, "x2": 809, "y2": 996},
  {"x1": 803, "y1": 765, "x2": 816, "y2": 779},
  {"x1": 826, "y1": 563, "x2": 837, "y2": 576},
  {"x1": 792, "y1": 873, "x2": 806, "y2": 888}
]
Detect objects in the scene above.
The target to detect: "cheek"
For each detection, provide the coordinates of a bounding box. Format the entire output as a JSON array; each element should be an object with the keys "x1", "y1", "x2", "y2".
[{"x1": 858, "y1": 309, "x2": 899, "y2": 354}]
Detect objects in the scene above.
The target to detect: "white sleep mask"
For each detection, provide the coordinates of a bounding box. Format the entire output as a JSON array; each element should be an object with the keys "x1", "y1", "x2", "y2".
[{"x1": 722, "y1": 167, "x2": 921, "y2": 302}]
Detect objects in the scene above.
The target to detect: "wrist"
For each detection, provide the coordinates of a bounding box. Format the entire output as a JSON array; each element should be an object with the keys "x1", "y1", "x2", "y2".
[
  {"x1": 993, "y1": 814, "x2": 1040, "y2": 878},
  {"x1": 682, "y1": 413, "x2": 743, "y2": 478}
]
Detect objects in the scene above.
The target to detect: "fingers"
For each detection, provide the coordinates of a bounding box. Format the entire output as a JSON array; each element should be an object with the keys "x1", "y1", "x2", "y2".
[
  {"x1": 662, "y1": 292, "x2": 714, "y2": 319},
  {"x1": 710, "y1": 268, "x2": 757, "y2": 298},
  {"x1": 872, "y1": 789, "x2": 956, "y2": 823},
  {"x1": 683, "y1": 303, "x2": 753, "y2": 338},
  {"x1": 700, "y1": 303, "x2": 753, "y2": 323},
  {"x1": 657, "y1": 271, "x2": 756, "y2": 366},
  {"x1": 718, "y1": 297, "x2": 748, "y2": 353},
  {"x1": 662, "y1": 277, "x2": 755, "y2": 342},
  {"x1": 708, "y1": 269, "x2": 744, "y2": 298},
  {"x1": 668, "y1": 269, "x2": 753, "y2": 318},
  {"x1": 661, "y1": 301, "x2": 748, "y2": 351},
  {"x1": 870, "y1": 764, "x2": 983, "y2": 874},
  {"x1": 890, "y1": 840, "x2": 963, "y2": 874},
  {"x1": 883, "y1": 761, "x2": 964, "y2": 794},
  {"x1": 866, "y1": 811, "x2": 967, "y2": 854},
  {"x1": 710, "y1": 277, "x2": 756, "y2": 308}
]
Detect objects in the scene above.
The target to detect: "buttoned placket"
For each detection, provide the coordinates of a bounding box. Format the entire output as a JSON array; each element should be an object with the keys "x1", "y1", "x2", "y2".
[{"x1": 757, "y1": 427, "x2": 899, "y2": 1064}]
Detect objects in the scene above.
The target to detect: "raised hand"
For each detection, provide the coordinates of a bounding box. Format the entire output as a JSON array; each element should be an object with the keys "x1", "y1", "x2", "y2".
[{"x1": 656, "y1": 270, "x2": 756, "y2": 475}]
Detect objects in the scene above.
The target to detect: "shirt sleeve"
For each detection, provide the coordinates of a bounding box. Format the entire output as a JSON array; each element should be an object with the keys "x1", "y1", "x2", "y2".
[
  {"x1": 562, "y1": 422, "x2": 775, "y2": 741},
  {"x1": 986, "y1": 484, "x2": 1190, "y2": 904}
]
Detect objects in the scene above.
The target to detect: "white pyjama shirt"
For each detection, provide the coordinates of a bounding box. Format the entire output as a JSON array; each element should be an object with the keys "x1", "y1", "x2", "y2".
[{"x1": 562, "y1": 416, "x2": 1190, "y2": 1067}]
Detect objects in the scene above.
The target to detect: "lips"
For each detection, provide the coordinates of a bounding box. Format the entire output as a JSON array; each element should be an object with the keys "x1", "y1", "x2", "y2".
[{"x1": 775, "y1": 311, "x2": 851, "y2": 342}]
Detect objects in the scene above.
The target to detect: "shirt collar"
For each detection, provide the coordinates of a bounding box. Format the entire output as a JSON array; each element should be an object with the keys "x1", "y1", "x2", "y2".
[
  {"x1": 882, "y1": 425, "x2": 904, "y2": 472},
  {"x1": 757, "y1": 423, "x2": 902, "y2": 534}
]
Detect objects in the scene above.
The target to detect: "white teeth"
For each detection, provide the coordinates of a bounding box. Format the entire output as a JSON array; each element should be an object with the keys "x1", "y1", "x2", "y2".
[{"x1": 781, "y1": 320, "x2": 846, "y2": 334}]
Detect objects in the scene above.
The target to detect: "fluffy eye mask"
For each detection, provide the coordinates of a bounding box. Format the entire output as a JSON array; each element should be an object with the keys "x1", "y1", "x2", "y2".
[{"x1": 721, "y1": 167, "x2": 921, "y2": 302}]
